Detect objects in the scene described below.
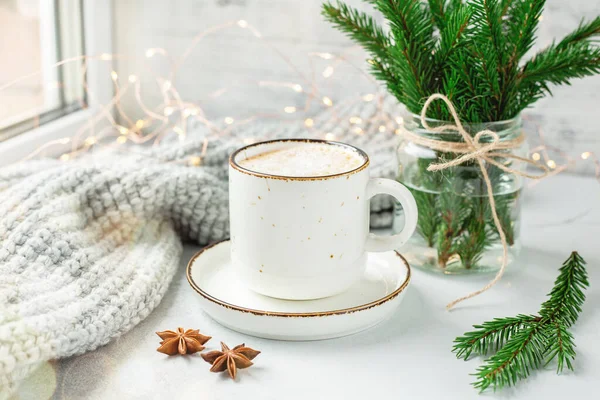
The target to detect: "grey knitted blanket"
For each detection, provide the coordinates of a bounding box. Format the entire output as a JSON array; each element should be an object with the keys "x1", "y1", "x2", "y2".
[{"x1": 0, "y1": 95, "x2": 401, "y2": 394}]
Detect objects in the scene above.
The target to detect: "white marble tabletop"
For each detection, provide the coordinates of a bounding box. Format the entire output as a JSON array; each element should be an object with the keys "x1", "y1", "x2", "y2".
[{"x1": 16, "y1": 174, "x2": 600, "y2": 400}]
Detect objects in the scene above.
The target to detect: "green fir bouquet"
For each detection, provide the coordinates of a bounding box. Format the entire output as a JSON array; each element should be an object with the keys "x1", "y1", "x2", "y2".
[{"x1": 323, "y1": 0, "x2": 600, "y2": 272}]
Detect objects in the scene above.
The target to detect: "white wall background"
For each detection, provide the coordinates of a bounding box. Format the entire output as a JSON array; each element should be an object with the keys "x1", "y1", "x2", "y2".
[{"x1": 114, "y1": 0, "x2": 600, "y2": 175}]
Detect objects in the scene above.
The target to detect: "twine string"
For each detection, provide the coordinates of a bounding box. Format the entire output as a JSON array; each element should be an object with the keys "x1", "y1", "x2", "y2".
[{"x1": 401, "y1": 94, "x2": 549, "y2": 310}]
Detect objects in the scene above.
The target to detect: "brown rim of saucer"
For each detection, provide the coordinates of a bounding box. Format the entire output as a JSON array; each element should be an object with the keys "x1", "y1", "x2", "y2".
[
  {"x1": 186, "y1": 239, "x2": 411, "y2": 318},
  {"x1": 229, "y1": 138, "x2": 370, "y2": 181}
]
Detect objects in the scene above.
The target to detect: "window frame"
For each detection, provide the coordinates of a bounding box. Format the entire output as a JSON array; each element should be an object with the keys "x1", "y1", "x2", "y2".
[{"x1": 0, "y1": 0, "x2": 114, "y2": 167}]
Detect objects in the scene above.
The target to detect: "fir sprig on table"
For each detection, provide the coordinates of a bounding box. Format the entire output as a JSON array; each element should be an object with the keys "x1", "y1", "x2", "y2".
[
  {"x1": 453, "y1": 252, "x2": 589, "y2": 392},
  {"x1": 322, "y1": 0, "x2": 600, "y2": 123}
]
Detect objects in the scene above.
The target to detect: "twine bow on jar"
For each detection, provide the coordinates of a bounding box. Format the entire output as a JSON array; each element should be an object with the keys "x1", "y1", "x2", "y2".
[{"x1": 400, "y1": 93, "x2": 549, "y2": 310}]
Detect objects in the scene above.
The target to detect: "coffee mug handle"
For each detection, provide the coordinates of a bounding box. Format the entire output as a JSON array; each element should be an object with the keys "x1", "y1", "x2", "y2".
[{"x1": 364, "y1": 178, "x2": 418, "y2": 252}]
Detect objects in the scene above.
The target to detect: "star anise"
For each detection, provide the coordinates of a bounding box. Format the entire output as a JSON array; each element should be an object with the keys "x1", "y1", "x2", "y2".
[
  {"x1": 201, "y1": 342, "x2": 261, "y2": 380},
  {"x1": 156, "y1": 327, "x2": 211, "y2": 355}
]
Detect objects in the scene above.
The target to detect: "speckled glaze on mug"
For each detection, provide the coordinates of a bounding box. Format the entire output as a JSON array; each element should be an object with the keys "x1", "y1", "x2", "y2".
[{"x1": 229, "y1": 139, "x2": 417, "y2": 300}]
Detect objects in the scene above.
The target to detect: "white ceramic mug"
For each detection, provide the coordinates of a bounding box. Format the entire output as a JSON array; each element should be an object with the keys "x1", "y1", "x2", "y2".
[{"x1": 229, "y1": 139, "x2": 417, "y2": 300}]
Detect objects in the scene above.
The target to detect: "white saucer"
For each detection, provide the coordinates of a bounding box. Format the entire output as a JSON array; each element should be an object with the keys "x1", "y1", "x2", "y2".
[{"x1": 186, "y1": 240, "x2": 411, "y2": 341}]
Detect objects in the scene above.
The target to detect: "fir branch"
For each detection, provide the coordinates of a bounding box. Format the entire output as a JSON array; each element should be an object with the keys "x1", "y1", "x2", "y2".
[
  {"x1": 428, "y1": 0, "x2": 448, "y2": 29},
  {"x1": 453, "y1": 315, "x2": 540, "y2": 360},
  {"x1": 506, "y1": 0, "x2": 545, "y2": 68},
  {"x1": 557, "y1": 16, "x2": 600, "y2": 50},
  {"x1": 517, "y1": 42, "x2": 600, "y2": 110},
  {"x1": 473, "y1": 323, "x2": 547, "y2": 391},
  {"x1": 454, "y1": 252, "x2": 589, "y2": 392},
  {"x1": 544, "y1": 321, "x2": 576, "y2": 373},
  {"x1": 539, "y1": 251, "x2": 589, "y2": 327},
  {"x1": 435, "y1": 3, "x2": 473, "y2": 65},
  {"x1": 322, "y1": 1, "x2": 390, "y2": 61}
]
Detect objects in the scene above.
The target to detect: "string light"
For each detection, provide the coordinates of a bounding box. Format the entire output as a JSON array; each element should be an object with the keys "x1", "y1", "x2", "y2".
[{"x1": 0, "y1": 18, "x2": 595, "y2": 185}]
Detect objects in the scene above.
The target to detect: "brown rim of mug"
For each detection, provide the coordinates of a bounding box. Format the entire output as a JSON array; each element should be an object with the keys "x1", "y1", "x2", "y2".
[
  {"x1": 229, "y1": 138, "x2": 370, "y2": 181},
  {"x1": 186, "y1": 239, "x2": 411, "y2": 318}
]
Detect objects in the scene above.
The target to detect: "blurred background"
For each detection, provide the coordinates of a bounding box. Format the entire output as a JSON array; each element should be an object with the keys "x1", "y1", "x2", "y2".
[{"x1": 0, "y1": 0, "x2": 599, "y2": 173}]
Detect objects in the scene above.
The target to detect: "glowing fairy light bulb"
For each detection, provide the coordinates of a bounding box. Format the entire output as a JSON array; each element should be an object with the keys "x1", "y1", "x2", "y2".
[
  {"x1": 532, "y1": 152, "x2": 541, "y2": 161},
  {"x1": 322, "y1": 66, "x2": 334, "y2": 78},
  {"x1": 318, "y1": 53, "x2": 334, "y2": 60},
  {"x1": 349, "y1": 116, "x2": 362, "y2": 124},
  {"x1": 135, "y1": 119, "x2": 145, "y2": 129},
  {"x1": 128, "y1": 74, "x2": 138, "y2": 83},
  {"x1": 84, "y1": 137, "x2": 97, "y2": 146},
  {"x1": 284, "y1": 106, "x2": 297, "y2": 113},
  {"x1": 395, "y1": 128, "x2": 402, "y2": 135},
  {"x1": 110, "y1": 71, "x2": 118, "y2": 81},
  {"x1": 304, "y1": 118, "x2": 314, "y2": 128},
  {"x1": 325, "y1": 133, "x2": 336, "y2": 140},
  {"x1": 145, "y1": 49, "x2": 155, "y2": 58},
  {"x1": 174, "y1": 127, "x2": 185, "y2": 140},
  {"x1": 116, "y1": 136, "x2": 127, "y2": 144},
  {"x1": 547, "y1": 160, "x2": 556, "y2": 169},
  {"x1": 190, "y1": 156, "x2": 202, "y2": 166},
  {"x1": 362, "y1": 94, "x2": 374, "y2": 102},
  {"x1": 162, "y1": 80, "x2": 172, "y2": 91},
  {"x1": 581, "y1": 152, "x2": 591, "y2": 160},
  {"x1": 322, "y1": 97, "x2": 333, "y2": 107},
  {"x1": 117, "y1": 125, "x2": 129, "y2": 135},
  {"x1": 395, "y1": 117, "x2": 404, "y2": 125},
  {"x1": 100, "y1": 53, "x2": 112, "y2": 61},
  {"x1": 293, "y1": 84, "x2": 303, "y2": 92},
  {"x1": 224, "y1": 117, "x2": 234, "y2": 125},
  {"x1": 379, "y1": 125, "x2": 386, "y2": 132},
  {"x1": 354, "y1": 127, "x2": 364, "y2": 135},
  {"x1": 163, "y1": 107, "x2": 174, "y2": 116},
  {"x1": 237, "y1": 20, "x2": 248, "y2": 28},
  {"x1": 60, "y1": 154, "x2": 70, "y2": 161}
]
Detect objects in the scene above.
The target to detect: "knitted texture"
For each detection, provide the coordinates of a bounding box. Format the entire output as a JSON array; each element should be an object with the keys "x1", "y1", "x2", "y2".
[{"x1": 0, "y1": 95, "x2": 401, "y2": 395}]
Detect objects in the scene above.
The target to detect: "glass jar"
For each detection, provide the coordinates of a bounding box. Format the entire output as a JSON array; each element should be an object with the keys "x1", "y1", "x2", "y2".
[{"x1": 392, "y1": 113, "x2": 527, "y2": 274}]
